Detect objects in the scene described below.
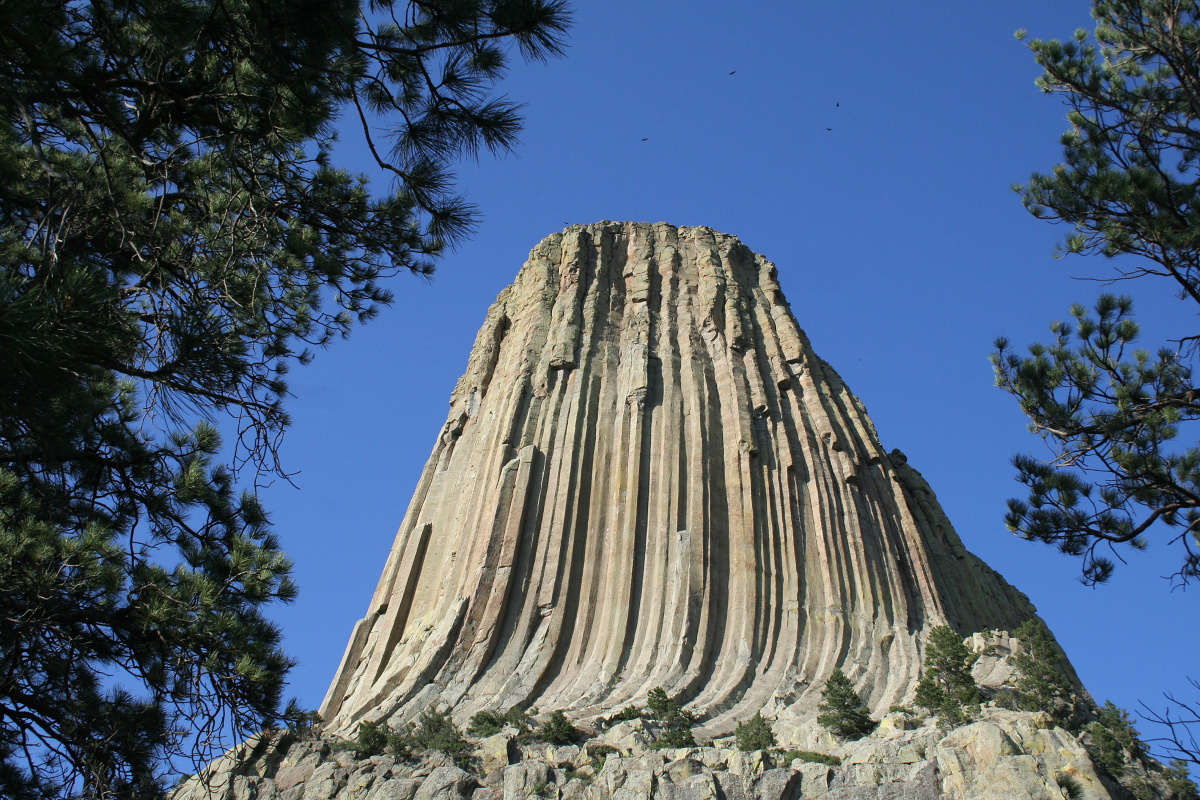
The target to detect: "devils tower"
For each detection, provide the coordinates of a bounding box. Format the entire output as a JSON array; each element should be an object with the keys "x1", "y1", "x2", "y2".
[
  {"x1": 174, "y1": 222, "x2": 1172, "y2": 800},
  {"x1": 318, "y1": 220, "x2": 1041, "y2": 742}
]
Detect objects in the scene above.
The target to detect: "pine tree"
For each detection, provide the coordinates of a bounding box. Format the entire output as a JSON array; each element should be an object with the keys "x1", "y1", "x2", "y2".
[
  {"x1": 994, "y1": 0, "x2": 1200, "y2": 586},
  {"x1": 645, "y1": 687, "x2": 698, "y2": 749},
  {"x1": 914, "y1": 626, "x2": 981, "y2": 727},
  {"x1": 1088, "y1": 702, "x2": 1143, "y2": 778},
  {"x1": 997, "y1": 1, "x2": 1200, "y2": 767},
  {"x1": 1007, "y1": 619, "x2": 1076, "y2": 724},
  {"x1": 1163, "y1": 760, "x2": 1200, "y2": 800},
  {"x1": 0, "y1": 1, "x2": 570, "y2": 796},
  {"x1": 817, "y1": 669, "x2": 874, "y2": 740}
]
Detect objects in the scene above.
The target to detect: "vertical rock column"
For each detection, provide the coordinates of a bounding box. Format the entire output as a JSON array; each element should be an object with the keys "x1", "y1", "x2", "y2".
[{"x1": 320, "y1": 222, "x2": 1038, "y2": 738}]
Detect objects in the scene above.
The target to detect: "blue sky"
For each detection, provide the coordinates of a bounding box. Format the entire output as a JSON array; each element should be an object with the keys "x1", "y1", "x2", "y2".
[{"x1": 259, "y1": 0, "x2": 1200, "y2": 750}]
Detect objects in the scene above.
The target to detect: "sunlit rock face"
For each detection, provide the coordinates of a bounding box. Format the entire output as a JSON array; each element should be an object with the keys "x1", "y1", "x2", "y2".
[{"x1": 320, "y1": 221, "x2": 1039, "y2": 739}]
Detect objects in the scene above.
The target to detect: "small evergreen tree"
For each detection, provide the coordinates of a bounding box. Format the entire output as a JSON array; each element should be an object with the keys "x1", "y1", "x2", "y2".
[
  {"x1": 645, "y1": 687, "x2": 697, "y2": 749},
  {"x1": 1009, "y1": 619, "x2": 1076, "y2": 724},
  {"x1": 914, "y1": 626, "x2": 981, "y2": 727},
  {"x1": 1056, "y1": 773, "x2": 1084, "y2": 800},
  {"x1": 734, "y1": 712, "x2": 777, "y2": 751},
  {"x1": 288, "y1": 710, "x2": 323, "y2": 735},
  {"x1": 646, "y1": 688, "x2": 679, "y2": 721},
  {"x1": 1088, "y1": 701, "x2": 1146, "y2": 778},
  {"x1": 537, "y1": 711, "x2": 582, "y2": 745},
  {"x1": 817, "y1": 669, "x2": 874, "y2": 740},
  {"x1": 1164, "y1": 760, "x2": 1200, "y2": 800}
]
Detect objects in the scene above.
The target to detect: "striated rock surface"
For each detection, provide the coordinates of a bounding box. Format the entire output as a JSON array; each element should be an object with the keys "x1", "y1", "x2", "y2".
[{"x1": 319, "y1": 221, "x2": 1044, "y2": 740}]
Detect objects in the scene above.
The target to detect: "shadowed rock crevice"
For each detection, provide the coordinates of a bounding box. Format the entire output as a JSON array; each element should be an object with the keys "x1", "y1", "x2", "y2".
[{"x1": 320, "y1": 222, "x2": 1042, "y2": 740}]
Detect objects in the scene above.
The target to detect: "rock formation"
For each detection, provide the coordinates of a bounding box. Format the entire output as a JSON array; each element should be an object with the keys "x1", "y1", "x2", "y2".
[
  {"x1": 173, "y1": 704, "x2": 1127, "y2": 800},
  {"x1": 319, "y1": 221, "x2": 1043, "y2": 743}
]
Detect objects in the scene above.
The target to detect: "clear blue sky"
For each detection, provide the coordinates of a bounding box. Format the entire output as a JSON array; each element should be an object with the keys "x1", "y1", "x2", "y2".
[{"x1": 259, "y1": 0, "x2": 1200, "y2": 751}]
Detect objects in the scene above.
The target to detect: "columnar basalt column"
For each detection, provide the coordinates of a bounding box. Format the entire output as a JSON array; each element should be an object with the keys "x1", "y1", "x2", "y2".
[{"x1": 320, "y1": 221, "x2": 1041, "y2": 739}]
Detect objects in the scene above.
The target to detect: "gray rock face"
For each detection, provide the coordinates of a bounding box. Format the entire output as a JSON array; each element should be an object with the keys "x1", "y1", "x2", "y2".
[
  {"x1": 319, "y1": 222, "x2": 1042, "y2": 738},
  {"x1": 415, "y1": 766, "x2": 475, "y2": 800},
  {"x1": 170, "y1": 709, "x2": 1123, "y2": 800},
  {"x1": 822, "y1": 759, "x2": 941, "y2": 800}
]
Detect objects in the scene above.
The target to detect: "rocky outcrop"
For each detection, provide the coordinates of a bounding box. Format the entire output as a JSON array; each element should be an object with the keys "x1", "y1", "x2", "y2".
[
  {"x1": 170, "y1": 708, "x2": 1121, "y2": 800},
  {"x1": 319, "y1": 222, "x2": 1045, "y2": 740}
]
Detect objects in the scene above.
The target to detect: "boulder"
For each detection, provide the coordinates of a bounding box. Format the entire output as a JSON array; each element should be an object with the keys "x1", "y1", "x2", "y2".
[
  {"x1": 414, "y1": 766, "x2": 476, "y2": 800},
  {"x1": 479, "y1": 734, "x2": 516, "y2": 774}
]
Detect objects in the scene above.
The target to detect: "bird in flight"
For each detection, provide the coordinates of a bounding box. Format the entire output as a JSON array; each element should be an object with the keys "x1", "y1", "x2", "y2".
[
  {"x1": 729, "y1": 70, "x2": 736, "y2": 75},
  {"x1": 641, "y1": 138, "x2": 648, "y2": 141}
]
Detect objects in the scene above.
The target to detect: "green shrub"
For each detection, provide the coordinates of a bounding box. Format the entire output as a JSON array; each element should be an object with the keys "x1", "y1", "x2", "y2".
[
  {"x1": 1055, "y1": 773, "x2": 1083, "y2": 800},
  {"x1": 563, "y1": 767, "x2": 593, "y2": 785},
  {"x1": 914, "y1": 626, "x2": 981, "y2": 728},
  {"x1": 734, "y1": 712, "x2": 776, "y2": 752},
  {"x1": 467, "y1": 710, "x2": 506, "y2": 738},
  {"x1": 385, "y1": 729, "x2": 413, "y2": 759},
  {"x1": 781, "y1": 750, "x2": 841, "y2": 767},
  {"x1": 504, "y1": 706, "x2": 533, "y2": 730},
  {"x1": 605, "y1": 705, "x2": 644, "y2": 724},
  {"x1": 538, "y1": 710, "x2": 582, "y2": 745},
  {"x1": 590, "y1": 744, "x2": 619, "y2": 769},
  {"x1": 644, "y1": 687, "x2": 698, "y2": 749},
  {"x1": 817, "y1": 668, "x2": 874, "y2": 740},
  {"x1": 993, "y1": 688, "x2": 1022, "y2": 711},
  {"x1": 469, "y1": 705, "x2": 533, "y2": 739},
  {"x1": 648, "y1": 729, "x2": 696, "y2": 750},
  {"x1": 1128, "y1": 775, "x2": 1157, "y2": 800},
  {"x1": 400, "y1": 708, "x2": 471, "y2": 766},
  {"x1": 352, "y1": 720, "x2": 388, "y2": 759}
]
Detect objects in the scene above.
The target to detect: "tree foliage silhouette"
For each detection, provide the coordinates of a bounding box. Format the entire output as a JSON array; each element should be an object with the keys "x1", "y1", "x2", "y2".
[
  {"x1": 994, "y1": 0, "x2": 1200, "y2": 586},
  {"x1": 0, "y1": 0, "x2": 569, "y2": 796}
]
